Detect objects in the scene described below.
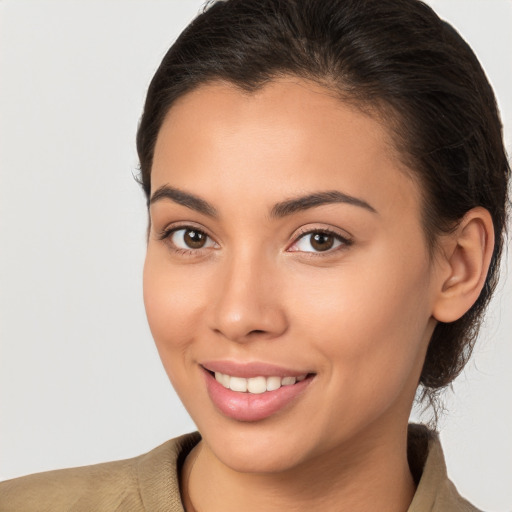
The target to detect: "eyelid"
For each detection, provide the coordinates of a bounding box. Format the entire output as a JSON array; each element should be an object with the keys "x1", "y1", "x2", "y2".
[
  {"x1": 156, "y1": 221, "x2": 352, "y2": 256},
  {"x1": 287, "y1": 225, "x2": 353, "y2": 254},
  {"x1": 157, "y1": 222, "x2": 220, "y2": 257},
  {"x1": 157, "y1": 221, "x2": 215, "y2": 242}
]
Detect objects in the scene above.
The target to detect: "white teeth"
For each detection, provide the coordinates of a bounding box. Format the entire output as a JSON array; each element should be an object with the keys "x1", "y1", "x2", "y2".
[
  {"x1": 215, "y1": 372, "x2": 230, "y2": 388},
  {"x1": 247, "y1": 376, "x2": 267, "y2": 394},
  {"x1": 266, "y1": 376, "x2": 282, "y2": 391},
  {"x1": 281, "y1": 376, "x2": 296, "y2": 386},
  {"x1": 214, "y1": 372, "x2": 308, "y2": 394},
  {"x1": 229, "y1": 376, "x2": 248, "y2": 392},
  {"x1": 221, "y1": 373, "x2": 230, "y2": 388}
]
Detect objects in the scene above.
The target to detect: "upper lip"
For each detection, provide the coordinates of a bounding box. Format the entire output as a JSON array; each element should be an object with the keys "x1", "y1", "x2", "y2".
[{"x1": 201, "y1": 360, "x2": 312, "y2": 378}]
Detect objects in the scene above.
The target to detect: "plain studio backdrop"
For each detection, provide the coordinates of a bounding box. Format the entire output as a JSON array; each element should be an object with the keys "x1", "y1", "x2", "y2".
[{"x1": 0, "y1": 1, "x2": 511, "y2": 510}]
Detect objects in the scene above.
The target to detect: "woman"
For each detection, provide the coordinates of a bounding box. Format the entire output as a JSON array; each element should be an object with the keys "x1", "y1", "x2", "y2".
[{"x1": 1, "y1": 0, "x2": 509, "y2": 510}]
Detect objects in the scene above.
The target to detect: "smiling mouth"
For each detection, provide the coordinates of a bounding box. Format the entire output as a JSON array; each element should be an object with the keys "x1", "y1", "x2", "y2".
[
  {"x1": 202, "y1": 366, "x2": 315, "y2": 421},
  {"x1": 208, "y1": 370, "x2": 312, "y2": 394}
]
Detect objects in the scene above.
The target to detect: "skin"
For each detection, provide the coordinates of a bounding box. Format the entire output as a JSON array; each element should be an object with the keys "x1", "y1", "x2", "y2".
[{"x1": 143, "y1": 78, "x2": 494, "y2": 512}]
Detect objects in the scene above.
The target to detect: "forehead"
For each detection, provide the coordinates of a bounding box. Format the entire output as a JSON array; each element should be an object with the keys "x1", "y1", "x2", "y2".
[{"x1": 151, "y1": 78, "x2": 420, "y2": 219}]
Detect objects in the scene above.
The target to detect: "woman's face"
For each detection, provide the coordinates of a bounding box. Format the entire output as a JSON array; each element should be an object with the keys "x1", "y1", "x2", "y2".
[{"x1": 144, "y1": 79, "x2": 442, "y2": 473}]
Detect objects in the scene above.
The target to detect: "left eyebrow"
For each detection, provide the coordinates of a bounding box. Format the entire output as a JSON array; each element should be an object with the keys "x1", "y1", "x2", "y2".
[
  {"x1": 270, "y1": 190, "x2": 378, "y2": 218},
  {"x1": 149, "y1": 185, "x2": 218, "y2": 218}
]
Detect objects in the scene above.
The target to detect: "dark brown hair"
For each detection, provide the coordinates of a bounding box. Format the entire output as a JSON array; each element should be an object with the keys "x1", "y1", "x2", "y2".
[{"x1": 136, "y1": 0, "x2": 510, "y2": 407}]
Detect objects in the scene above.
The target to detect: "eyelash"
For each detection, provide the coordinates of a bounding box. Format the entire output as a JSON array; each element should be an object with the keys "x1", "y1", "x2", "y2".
[
  {"x1": 158, "y1": 224, "x2": 353, "y2": 257},
  {"x1": 158, "y1": 224, "x2": 217, "y2": 257},
  {"x1": 289, "y1": 227, "x2": 353, "y2": 256}
]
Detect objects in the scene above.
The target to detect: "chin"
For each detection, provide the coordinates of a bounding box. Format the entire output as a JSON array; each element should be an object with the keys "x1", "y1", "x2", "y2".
[
  {"x1": 212, "y1": 440, "x2": 304, "y2": 474},
  {"x1": 197, "y1": 416, "x2": 320, "y2": 475}
]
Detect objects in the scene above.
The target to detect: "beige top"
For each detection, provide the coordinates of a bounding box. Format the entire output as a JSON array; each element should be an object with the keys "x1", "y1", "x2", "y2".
[{"x1": 0, "y1": 425, "x2": 481, "y2": 511}]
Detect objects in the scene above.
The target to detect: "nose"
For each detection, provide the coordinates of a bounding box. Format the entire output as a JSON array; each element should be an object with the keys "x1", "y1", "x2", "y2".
[{"x1": 208, "y1": 251, "x2": 288, "y2": 343}]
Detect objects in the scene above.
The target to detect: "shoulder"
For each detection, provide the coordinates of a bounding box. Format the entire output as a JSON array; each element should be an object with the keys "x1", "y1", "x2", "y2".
[
  {"x1": 0, "y1": 432, "x2": 200, "y2": 512},
  {"x1": 408, "y1": 424, "x2": 482, "y2": 512},
  {"x1": 0, "y1": 457, "x2": 140, "y2": 512}
]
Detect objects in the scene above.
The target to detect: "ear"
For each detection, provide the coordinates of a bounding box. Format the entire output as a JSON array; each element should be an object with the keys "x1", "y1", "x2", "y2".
[{"x1": 432, "y1": 207, "x2": 495, "y2": 323}]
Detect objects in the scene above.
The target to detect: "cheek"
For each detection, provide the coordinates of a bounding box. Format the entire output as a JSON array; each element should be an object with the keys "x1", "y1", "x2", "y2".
[
  {"x1": 287, "y1": 246, "x2": 433, "y2": 389},
  {"x1": 142, "y1": 250, "x2": 206, "y2": 366}
]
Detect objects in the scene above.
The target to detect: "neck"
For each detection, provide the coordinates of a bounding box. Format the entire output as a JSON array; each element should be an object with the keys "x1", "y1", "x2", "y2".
[{"x1": 183, "y1": 423, "x2": 416, "y2": 512}]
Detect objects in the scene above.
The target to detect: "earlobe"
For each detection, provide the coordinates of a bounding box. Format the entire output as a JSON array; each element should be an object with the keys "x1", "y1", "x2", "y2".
[{"x1": 432, "y1": 207, "x2": 494, "y2": 323}]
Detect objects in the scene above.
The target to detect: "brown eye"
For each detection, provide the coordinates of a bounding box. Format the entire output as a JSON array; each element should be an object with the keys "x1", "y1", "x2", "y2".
[
  {"x1": 183, "y1": 229, "x2": 207, "y2": 248},
  {"x1": 289, "y1": 230, "x2": 349, "y2": 254},
  {"x1": 310, "y1": 232, "x2": 334, "y2": 251},
  {"x1": 167, "y1": 227, "x2": 216, "y2": 251}
]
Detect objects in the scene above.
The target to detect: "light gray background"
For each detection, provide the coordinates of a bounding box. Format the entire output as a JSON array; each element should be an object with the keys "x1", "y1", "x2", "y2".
[{"x1": 0, "y1": 1, "x2": 511, "y2": 510}]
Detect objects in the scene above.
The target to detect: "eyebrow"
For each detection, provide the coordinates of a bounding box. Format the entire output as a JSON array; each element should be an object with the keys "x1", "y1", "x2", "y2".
[
  {"x1": 270, "y1": 190, "x2": 377, "y2": 218},
  {"x1": 149, "y1": 185, "x2": 377, "y2": 218},
  {"x1": 150, "y1": 185, "x2": 218, "y2": 217}
]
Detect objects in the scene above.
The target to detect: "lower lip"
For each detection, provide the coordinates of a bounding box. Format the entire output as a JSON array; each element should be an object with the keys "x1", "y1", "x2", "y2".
[{"x1": 204, "y1": 370, "x2": 313, "y2": 422}]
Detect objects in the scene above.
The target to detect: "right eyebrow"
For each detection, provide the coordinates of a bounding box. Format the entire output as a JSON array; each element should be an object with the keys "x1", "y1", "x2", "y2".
[
  {"x1": 149, "y1": 185, "x2": 218, "y2": 218},
  {"x1": 270, "y1": 190, "x2": 378, "y2": 218}
]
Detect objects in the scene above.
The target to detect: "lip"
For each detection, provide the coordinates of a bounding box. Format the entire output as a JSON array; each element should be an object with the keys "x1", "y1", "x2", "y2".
[
  {"x1": 201, "y1": 360, "x2": 311, "y2": 378},
  {"x1": 202, "y1": 366, "x2": 314, "y2": 422}
]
